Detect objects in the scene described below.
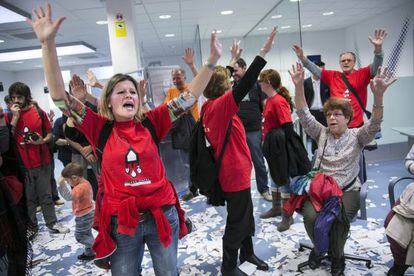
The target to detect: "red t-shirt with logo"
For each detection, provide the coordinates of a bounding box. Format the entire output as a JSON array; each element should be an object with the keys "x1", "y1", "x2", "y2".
[
  {"x1": 7, "y1": 105, "x2": 51, "y2": 169},
  {"x1": 321, "y1": 66, "x2": 371, "y2": 128},
  {"x1": 201, "y1": 91, "x2": 252, "y2": 193},
  {"x1": 77, "y1": 105, "x2": 176, "y2": 208},
  {"x1": 262, "y1": 93, "x2": 292, "y2": 139}
]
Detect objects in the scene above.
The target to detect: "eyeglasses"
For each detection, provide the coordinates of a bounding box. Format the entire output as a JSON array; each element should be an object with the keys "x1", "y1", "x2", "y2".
[
  {"x1": 340, "y1": 59, "x2": 354, "y2": 63},
  {"x1": 326, "y1": 112, "x2": 344, "y2": 118}
]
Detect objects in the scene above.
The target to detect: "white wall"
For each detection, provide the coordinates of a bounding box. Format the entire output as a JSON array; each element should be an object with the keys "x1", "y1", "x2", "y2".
[{"x1": 0, "y1": 70, "x2": 16, "y2": 108}]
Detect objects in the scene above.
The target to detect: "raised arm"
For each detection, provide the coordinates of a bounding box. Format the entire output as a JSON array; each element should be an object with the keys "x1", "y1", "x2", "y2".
[
  {"x1": 187, "y1": 31, "x2": 221, "y2": 99},
  {"x1": 368, "y1": 29, "x2": 386, "y2": 77},
  {"x1": 292, "y1": 44, "x2": 321, "y2": 78},
  {"x1": 27, "y1": 4, "x2": 85, "y2": 121},
  {"x1": 232, "y1": 27, "x2": 277, "y2": 103},
  {"x1": 290, "y1": 63, "x2": 307, "y2": 110},
  {"x1": 182, "y1": 48, "x2": 198, "y2": 77},
  {"x1": 290, "y1": 63, "x2": 323, "y2": 140},
  {"x1": 357, "y1": 66, "x2": 397, "y2": 145}
]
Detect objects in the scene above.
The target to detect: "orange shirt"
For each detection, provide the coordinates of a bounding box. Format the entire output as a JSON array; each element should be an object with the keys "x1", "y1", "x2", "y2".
[
  {"x1": 163, "y1": 83, "x2": 199, "y2": 121},
  {"x1": 72, "y1": 180, "x2": 94, "y2": 217}
]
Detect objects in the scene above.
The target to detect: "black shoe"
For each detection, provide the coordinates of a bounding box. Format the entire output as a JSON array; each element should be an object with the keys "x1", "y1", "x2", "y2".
[
  {"x1": 27, "y1": 226, "x2": 39, "y2": 241},
  {"x1": 239, "y1": 253, "x2": 269, "y2": 271},
  {"x1": 77, "y1": 253, "x2": 95, "y2": 261},
  {"x1": 331, "y1": 256, "x2": 345, "y2": 276},
  {"x1": 220, "y1": 266, "x2": 248, "y2": 276},
  {"x1": 308, "y1": 249, "x2": 322, "y2": 269},
  {"x1": 94, "y1": 258, "x2": 111, "y2": 269},
  {"x1": 387, "y1": 264, "x2": 409, "y2": 276}
]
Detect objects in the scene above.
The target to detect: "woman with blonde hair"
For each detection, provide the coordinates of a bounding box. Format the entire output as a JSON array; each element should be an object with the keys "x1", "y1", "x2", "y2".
[{"x1": 28, "y1": 3, "x2": 221, "y2": 275}]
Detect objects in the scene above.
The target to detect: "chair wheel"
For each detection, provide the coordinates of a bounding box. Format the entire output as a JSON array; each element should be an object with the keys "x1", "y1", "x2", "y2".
[{"x1": 366, "y1": 261, "x2": 373, "y2": 268}]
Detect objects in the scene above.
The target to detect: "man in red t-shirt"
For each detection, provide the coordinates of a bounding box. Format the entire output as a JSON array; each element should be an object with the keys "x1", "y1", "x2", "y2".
[
  {"x1": 293, "y1": 29, "x2": 387, "y2": 128},
  {"x1": 7, "y1": 82, "x2": 69, "y2": 237}
]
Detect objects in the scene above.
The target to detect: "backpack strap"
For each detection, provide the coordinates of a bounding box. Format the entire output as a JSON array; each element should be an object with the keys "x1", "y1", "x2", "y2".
[
  {"x1": 96, "y1": 121, "x2": 114, "y2": 172},
  {"x1": 340, "y1": 73, "x2": 371, "y2": 118},
  {"x1": 96, "y1": 117, "x2": 159, "y2": 173},
  {"x1": 141, "y1": 117, "x2": 159, "y2": 145},
  {"x1": 209, "y1": 116, "x2": 232, "y2": 173}
]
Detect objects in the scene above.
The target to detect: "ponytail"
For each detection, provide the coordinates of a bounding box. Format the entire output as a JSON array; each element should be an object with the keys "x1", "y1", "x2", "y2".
[{"x1": 277, "y1": 86, "x2": 294, "y2": 112}]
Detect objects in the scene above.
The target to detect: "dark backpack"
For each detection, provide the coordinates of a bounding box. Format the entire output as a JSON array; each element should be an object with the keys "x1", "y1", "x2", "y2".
[
  {"x1": 189, "y1": 116, "x2": 232, "y2": 206},
  {"x1": 170, "y1": 113, "x2": 196, "y2": 152}
]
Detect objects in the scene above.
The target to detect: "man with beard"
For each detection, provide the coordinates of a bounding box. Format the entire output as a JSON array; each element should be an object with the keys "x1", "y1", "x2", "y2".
[{"x1": 7, "y1": 82, "x2": 69, "y2": 238}]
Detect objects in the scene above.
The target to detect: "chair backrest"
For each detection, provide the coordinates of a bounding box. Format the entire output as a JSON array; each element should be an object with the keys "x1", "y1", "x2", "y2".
[{"x1": 388, "y1": 176, "x2": 414, "y2": 206}]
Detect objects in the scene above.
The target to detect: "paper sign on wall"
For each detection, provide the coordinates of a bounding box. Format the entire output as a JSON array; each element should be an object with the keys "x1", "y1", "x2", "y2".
[{"x1": 115, "y1": 13, "x2": 126, "y2": 38}]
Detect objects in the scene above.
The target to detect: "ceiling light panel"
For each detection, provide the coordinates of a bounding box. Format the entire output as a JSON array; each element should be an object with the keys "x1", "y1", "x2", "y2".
[
  {"x1": 0, "y1": 2, "x2": 30, "y2": 24},
  {"x1": 0, "y1": 42, "x2": 96, "y2": 63}
]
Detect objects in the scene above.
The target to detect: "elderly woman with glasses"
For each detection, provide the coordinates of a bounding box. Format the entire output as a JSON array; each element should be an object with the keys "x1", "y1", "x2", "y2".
[{"x1": 289, "y1": 63, "x2": 396, "y2": 275}]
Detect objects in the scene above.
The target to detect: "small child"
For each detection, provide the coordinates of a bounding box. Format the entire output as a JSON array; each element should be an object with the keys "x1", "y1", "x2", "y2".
[{"x1": 58, "y1": 162, "x2": 95, "y2": 261}]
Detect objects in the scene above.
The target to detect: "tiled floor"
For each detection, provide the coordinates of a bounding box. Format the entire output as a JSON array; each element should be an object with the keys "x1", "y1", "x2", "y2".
[{"x1": 28, "y1": 157, "x2": 414, "y2": 275}]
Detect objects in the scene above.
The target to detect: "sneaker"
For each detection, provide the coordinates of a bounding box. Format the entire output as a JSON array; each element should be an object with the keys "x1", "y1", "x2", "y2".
[
  {"x1": 48, "y1": 222, "x2": 70, "y2": 234},
  {"x1": 260, "y1": 191, "x2": 272, "y2": 201},
  {"x1": 77, "y1": 253, "x2": 95, "y2": 261},
  {"x1": 54, "y1": 199, "x2": 65, "y2": 206},
  {"x1": 36, "y1": 206, "x2": 41, "y2": 213}
]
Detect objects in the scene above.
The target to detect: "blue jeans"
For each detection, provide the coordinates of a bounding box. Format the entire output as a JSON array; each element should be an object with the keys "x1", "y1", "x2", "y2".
[
  {"x1": 246, "y1": 130, "x2": 269, "y2": 194},
  {"x1": 75, "y1": 210, "x2": 95, "y2": 256},
  {"x1": 270, "y1": 178, "x2": 291, "y2": 195},
  {"x1": 110, "y1": 206, "x2": 179, "y2": 276}
]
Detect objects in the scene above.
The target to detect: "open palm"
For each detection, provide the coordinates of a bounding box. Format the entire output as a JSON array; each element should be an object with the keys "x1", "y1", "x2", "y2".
[
  {"x1": 26, "y1": 3, "x2": 66, "y2": 43},
  {"x1": 368, "y1": 29, "x2": 387, "y2": 47}
]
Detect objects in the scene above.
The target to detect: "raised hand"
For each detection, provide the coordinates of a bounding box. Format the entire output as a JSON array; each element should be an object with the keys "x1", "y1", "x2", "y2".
[
  {"x1": 259, "y1": 27, "x2": 277, "y2": 57},
  {"x1": 368, "y1": 29, "x2": 387, "y2": 48},
  {"x1": 182, "y1": 48, "x2": 195, "y2": 66},
  {"x1": 208, "y1": 31, "x2": 222, "y2": 65},
  {"x1": 26, "y1": 3, "x2": 66, "y2": 44},
  {"x1": 138, "y1": 79, "x2": 147, "y2": 103},
  {"x1": 289, "y1": 63, "x2": 305, "y2": 87},
  {"x1": 292, "y1": 44, "x2": 305, "y2": 61},
  {"x1": 86, "y1": 69, "x2": 102, "y2": 88},
  {"x1": 230, "y1": 39, "x2": 243, "y2": 61},
  {"x1": 370, "y1": 66, "x2": 397, "y2": 97},
  {"x1": 69, "y1": 74, "x2": 87, "y2": 102}
]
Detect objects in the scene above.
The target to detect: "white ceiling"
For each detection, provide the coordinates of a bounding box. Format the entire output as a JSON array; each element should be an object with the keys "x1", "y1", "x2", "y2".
[{"x1": 0, "y1": 0, "x2": 411, "y2": 71}]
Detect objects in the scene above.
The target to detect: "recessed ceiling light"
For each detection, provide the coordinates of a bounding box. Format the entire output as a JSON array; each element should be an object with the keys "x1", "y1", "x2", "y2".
[
  {"x1": 96, "y1": 20, "x2": 108, "y2": 25},
  {"x1": 258, "y1": 27, "x2": 268, "y2": 31},
  {"x1": 220, "y1": 10, "x2": 233, "y2": 15},
  {"x1": 0, "y1": 2, "x2": 29, "y2": 24},
  {"x1": 323, "y1": 11, "x2": 335, "y2": 16},
  {"x1": 289, "y1": 0, "x2": 302, "y2": 2},
  {"x1": 15, "y1": 61, "x2": 23, "y2": 64},
  {"x1": 302, "y1": 24, "x2": 312, "y2": 28},
  {"x1": 165, "y1": 34, "x2": 175, "y2": 38},
  {"x1": 0, "y1": 42, "x2": 96, "y2": 63},
  {"x1": 281, "y1": 25, "x2": 291, "y2": 29},
  {"x1": 0, "y1": 40, "x2": 4, "y2": 43},
  {"x1": 215, "y1": 30, "x2": 222, "y2": 34},
  {"x1": 159, "y1": 14, "x2": 171, "y2": 19},
  {"x1": 271, "y1": 14, "x2": 283, "y2": 19}
]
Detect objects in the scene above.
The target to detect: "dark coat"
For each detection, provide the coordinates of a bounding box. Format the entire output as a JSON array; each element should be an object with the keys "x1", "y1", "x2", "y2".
[{"x1": 262, "y1": 123, "x2": 311, "y2": 185}]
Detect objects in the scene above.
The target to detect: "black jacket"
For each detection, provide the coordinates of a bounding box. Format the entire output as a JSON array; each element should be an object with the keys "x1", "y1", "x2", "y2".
[
  {"x1": 304, "y1": 77, "x2": 330, "y2": 109},
  {"x1": 262, "y1": 124, "x2": 311, "y2": 185}
]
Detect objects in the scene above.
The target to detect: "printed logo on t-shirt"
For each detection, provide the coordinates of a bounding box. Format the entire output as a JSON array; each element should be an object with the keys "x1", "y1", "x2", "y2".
[
  {"x1": 123, "y1": 147, "x2": 152, "y2": 187},
  {"x1": 343, "y1": 89, "x2": 350, "y2": 98}
]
